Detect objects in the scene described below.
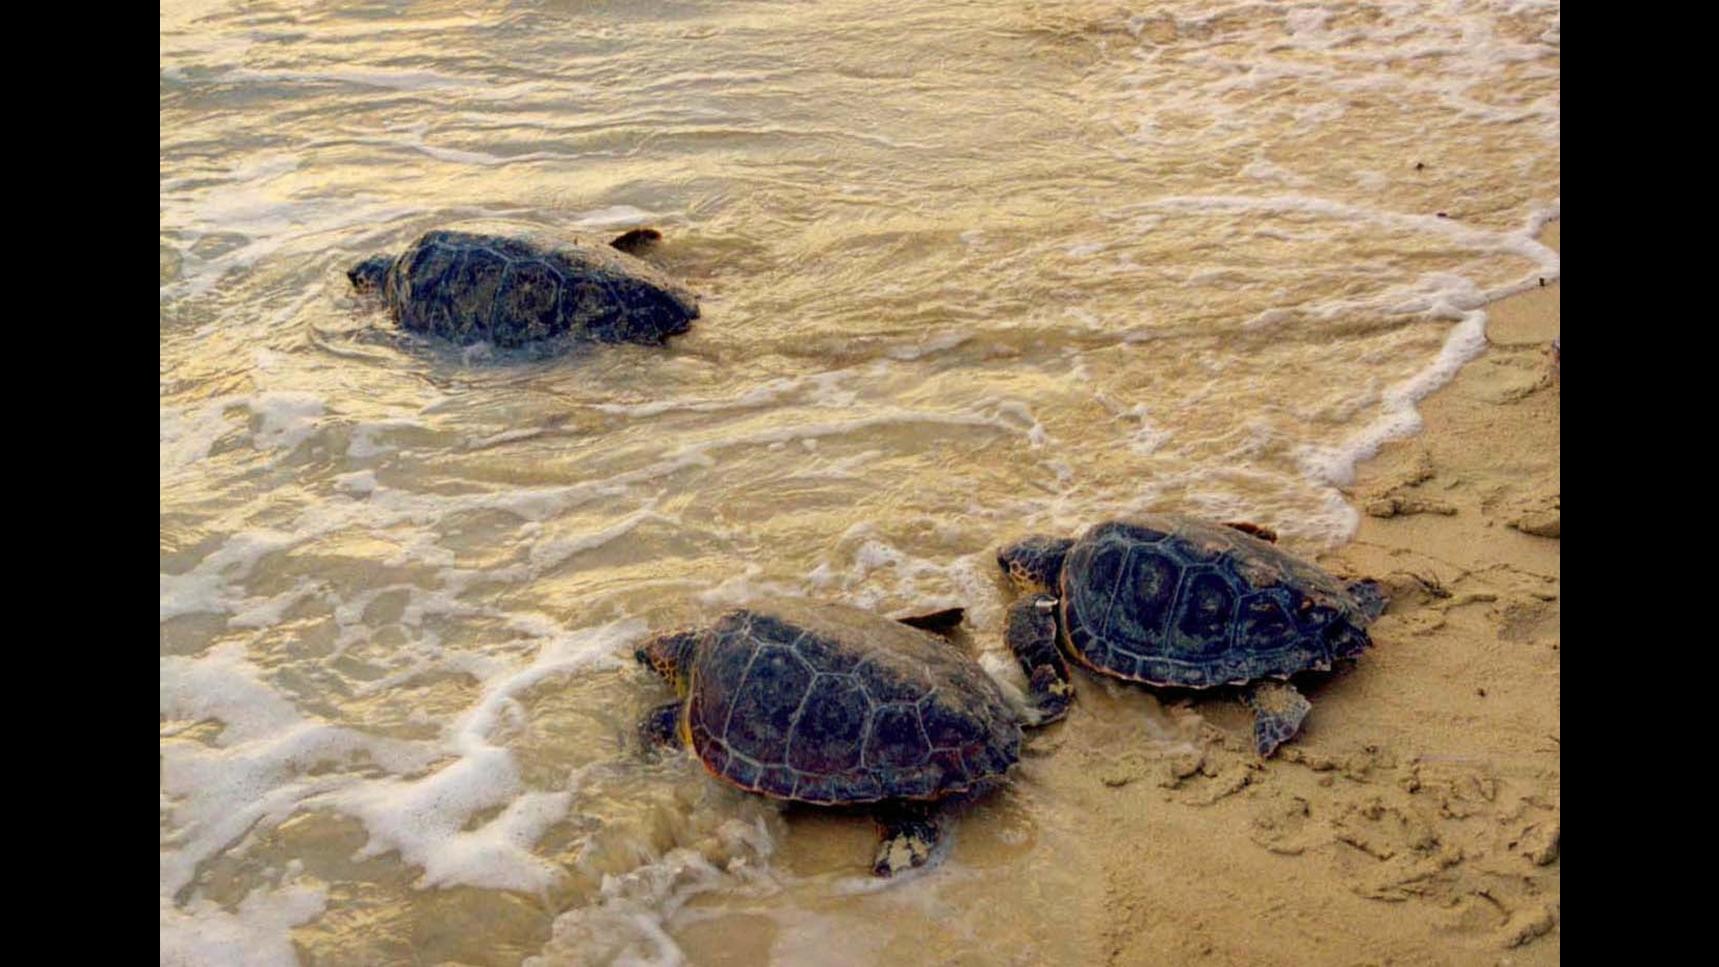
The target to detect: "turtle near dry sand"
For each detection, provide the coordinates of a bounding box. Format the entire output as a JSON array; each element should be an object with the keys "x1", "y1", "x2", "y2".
[
  {"x1": 347, "y1": 228, "x2": 698, "y2": 348},
  {"x1": 635, "y1": 599, "x2": 1023, "y2": 877},
  {"x1": 996, "y1": 514, "x2": 1387, "y2": 757}
]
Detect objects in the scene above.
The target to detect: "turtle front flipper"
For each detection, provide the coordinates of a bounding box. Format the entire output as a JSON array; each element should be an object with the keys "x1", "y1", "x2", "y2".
[
  {"x1": 872, "y1": 802, "x2": 941, "y2": 877},
  {"x1": 893, "y1": 607, "x2": 965, "y2": 637},
  {"x1": 640, "y1": 700, "x2": 686, "y2": 748},
  {"x1": 1244, "y1": 681, "x2": 1311, "y2": 757},
  {"x1": 1005, "y1": 594, "x2": 1072, "y2": 724},
  {"x1": 1222, "y1": 521, "x2": 1278, "y2": 543}
]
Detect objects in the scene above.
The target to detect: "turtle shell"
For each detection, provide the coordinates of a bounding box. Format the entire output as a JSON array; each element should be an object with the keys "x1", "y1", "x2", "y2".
[
  {"x1": 383, "y1": 230, "x2": 698, "y2": 348},
  {"x1": 1058, "y1": 514, "x2": 1374, "y2": 689},
  {"x1": 682, "y1": 599, "x2": 1021, "y2": 804}
]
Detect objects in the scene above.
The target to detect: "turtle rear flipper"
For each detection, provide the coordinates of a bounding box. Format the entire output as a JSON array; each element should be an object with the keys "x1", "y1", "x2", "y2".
[
  {"x1": 610, "y1": 227, "x2": 663, "y2": 255},
  {"x1": 1244, "y1": 681, "x2": 1311, "y2": 757},
  {"x1": 873, "y1": 802, "x2": 941, "y2": 877},
  {"x1": 894, "y1": 607, "x2": 965, "y2": 637}
]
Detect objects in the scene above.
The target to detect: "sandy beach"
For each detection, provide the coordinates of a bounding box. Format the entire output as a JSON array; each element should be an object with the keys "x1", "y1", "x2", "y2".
[
  {"x1": 1026, "y1": 223, "x2": 1561, "y2": 965},
  {"x1": 161, "y1": 5, "x2": 1559, "y2": 961},
  {"x1": 636, "y1": 223, "x2": 1562, "y2": 967}
]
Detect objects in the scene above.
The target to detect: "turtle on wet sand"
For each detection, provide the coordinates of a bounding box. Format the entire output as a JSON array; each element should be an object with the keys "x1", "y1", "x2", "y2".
[
  {"x1": 347, "y1": 228, "x2": 698, "y2": 348},
  {"x1": 996, "y1": 514, "x2": 1387, "y2": 757},
  {"x1": 635, "y1": 600, "x2": 1020, "y2": 877}
]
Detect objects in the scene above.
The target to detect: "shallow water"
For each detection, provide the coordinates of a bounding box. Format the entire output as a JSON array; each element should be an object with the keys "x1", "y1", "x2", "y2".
[{"x1": 160, "y1": 1, "x2": 1559, "y2": 963}]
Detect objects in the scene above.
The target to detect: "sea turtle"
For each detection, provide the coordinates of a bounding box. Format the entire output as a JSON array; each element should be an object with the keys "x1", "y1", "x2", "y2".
[
  {"x1": 996, "y1": 514, "x2": 1387, "y2": 757},
  {"x1": 635, "y1": 600, "x2": 1021, "y2": 877},
  {"x1": 347, "y1": 228, "x2": 699, "y2": 348}
]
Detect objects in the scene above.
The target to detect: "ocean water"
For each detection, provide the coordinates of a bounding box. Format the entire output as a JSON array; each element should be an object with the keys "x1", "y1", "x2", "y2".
[{"x1": 160, "y1": 1, "x2": 1559, "y2": 963}]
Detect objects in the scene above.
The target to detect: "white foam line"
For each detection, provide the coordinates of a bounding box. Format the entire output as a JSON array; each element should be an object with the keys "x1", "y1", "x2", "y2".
[
  {"x1": 163, "y1": 446, "x2": 702, "y2": 624},
  {"x1": 529, "y1": 503, "x2": 676, "y2": 572},
  {"x1": 161, "y1": 529, "x2": 297, "y2": 622},
  {"x1": 205, "y1": 65, "x2": 480, "y2": 92},
  {"x1": 318, "y1": 619, "x2": 640, "y2": 892},
  {"x1": 525, "y1": 817, "x2": 778, "y2": 967},
  {"x1": 1290, "y1": 207, "x2": 1561, "y2": 520},
  {"x1": 696, "y1": 565, "x2": 811, "y2": 608},
  {"x1": 777, "y1": 448, "x2": 886, "y2": 481},
  {"x1": 160, "y1": 643, "x2": 441, "y2": 898},
  {"x1": 642, "y1": 404, "x2": 1034, "y2": 474},
  {"x1": 160, "y1": 395, "x2": 245, "y2": 471},
  {"x1": 800, "y1": 529, "x2": 1003, "y2": 628},
  {"x1": 463, "y1": 427, "x2": 547, "y2": 450},
  {"x1": 160, "y1": 883, "x2": 327, "y2": 967},
  {"x1": 571, "y1": 205, "x2": 663, "y2": 231},
  {"x1": 160, "y1": 196, "x2": 421, "y2": 303},
  {"x1": 347, "y1": 418, "x2": 427, "y2": 459},
  {"x1": 249, "y1": 391, "x2": 326, "y2": 453},
  {"x1": 885, "y1": 332, "x2": 971, "y2": 361},
  {"x1": 1295, "y1": 305, "x2": 1490, "y2": 494},
  {"x1": 162, "y1": 617, "x2": 645, "y2": 914},
  {"x1": 161, "y1": 641, "x2": 304, "y2": 744},
  {"x1": 410, "y1": 143, "x2": 588, "y2": 167},
  {"x1": 228, "y1": 578, "x2": 325, "y2": 629},
  {"x1": 346, "y1": 635, "x2": 505, "y2": 700},
  {"x1": 1118, "y1": 193, "x2": 1559, "y2": 275},
  {"x1": 592, "y1": 376, "x2": 813, "y2": 419}
]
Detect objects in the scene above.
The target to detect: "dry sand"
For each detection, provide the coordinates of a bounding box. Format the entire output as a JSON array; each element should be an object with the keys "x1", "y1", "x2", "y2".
[{"x1": 1026, "y1": 224, "x2": 1561, "y2": 966}]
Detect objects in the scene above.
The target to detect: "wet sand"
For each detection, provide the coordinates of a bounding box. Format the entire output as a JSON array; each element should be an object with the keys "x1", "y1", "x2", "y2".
[{"x1": 1029, "y1": 222, "x2": 1561, "y2": 965}]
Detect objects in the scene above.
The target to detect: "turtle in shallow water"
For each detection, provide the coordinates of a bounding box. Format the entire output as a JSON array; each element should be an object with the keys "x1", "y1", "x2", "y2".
[
  {"x1": 996, "y1": 514, "x2": 1387, "y2": 757},
  {"x1": 635, "y1": 600, "x2": 1020, "y2": 877},
  {"x1": 347, "y1": 228, "x2": 698, "y2": 348}
]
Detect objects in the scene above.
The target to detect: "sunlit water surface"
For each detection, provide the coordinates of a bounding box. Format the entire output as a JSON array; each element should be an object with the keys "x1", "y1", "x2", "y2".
[{"x1": 160, "y1": 1, "x2": 1559, "y2": 962}]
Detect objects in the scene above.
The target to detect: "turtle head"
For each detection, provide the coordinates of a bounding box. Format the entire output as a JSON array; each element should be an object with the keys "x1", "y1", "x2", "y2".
[
  {"x1": 635, "y1": 629, "x2": 700, "y2": 692},
  {"x1": 997, "y1": 535, "x2": 1074, "y2": 594},
  {"x1": 609, "y1": 227, "x2": 662, "y2": 256},
  {"x1": 347, "y1": 255, "x2": 393, "y2": 294}
]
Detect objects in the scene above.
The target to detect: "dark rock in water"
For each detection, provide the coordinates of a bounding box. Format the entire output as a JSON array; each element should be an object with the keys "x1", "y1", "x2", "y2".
[{"x1": 348, "y1": 229, "x2": 699, "y2": 348}]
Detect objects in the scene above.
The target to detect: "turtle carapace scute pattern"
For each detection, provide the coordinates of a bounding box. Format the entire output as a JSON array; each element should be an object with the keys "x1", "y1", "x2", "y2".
[
  {"x1": 997, "y1": 514, "x2": 1387, "y2": 756},
  {"x1": 348, "y1": 229, "x2": 699, "y2": 348},
  {"x1": 635, "y1": 599, "x2": 1022, "y2": 876}
]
